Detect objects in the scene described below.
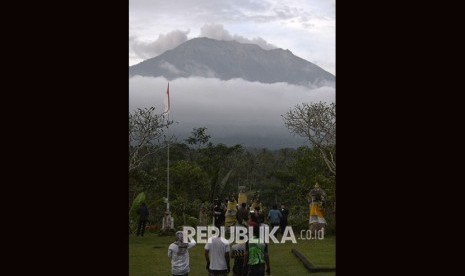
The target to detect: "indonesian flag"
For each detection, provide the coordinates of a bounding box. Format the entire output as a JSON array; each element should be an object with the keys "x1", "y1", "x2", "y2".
[{"x1": 163, "y1": 83, "x2": 170, "y2": 114}]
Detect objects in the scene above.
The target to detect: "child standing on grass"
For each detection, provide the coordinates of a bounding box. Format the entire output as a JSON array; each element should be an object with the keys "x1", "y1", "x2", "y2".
[{"x1": 168, "y1": 231, "x2": 196, "y2": 276}]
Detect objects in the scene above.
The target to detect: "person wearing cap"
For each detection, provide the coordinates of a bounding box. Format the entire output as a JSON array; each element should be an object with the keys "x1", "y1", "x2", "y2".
[{"x1": 168, "y1": 231, "x2": 196, "y2": 276}]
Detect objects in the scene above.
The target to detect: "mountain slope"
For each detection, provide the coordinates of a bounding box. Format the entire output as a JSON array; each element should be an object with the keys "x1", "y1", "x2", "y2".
[{"x1": 129, "y1": 37, "x2": 334, "y2": 88}]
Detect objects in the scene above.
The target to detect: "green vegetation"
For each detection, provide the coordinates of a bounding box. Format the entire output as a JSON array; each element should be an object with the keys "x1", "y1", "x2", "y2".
[
  {"x1": 129, "y1": 233, "x2": 335, "y2": 276},
  {"x1": 129, "y1": 125, "x2": 336, "y2": 234}
]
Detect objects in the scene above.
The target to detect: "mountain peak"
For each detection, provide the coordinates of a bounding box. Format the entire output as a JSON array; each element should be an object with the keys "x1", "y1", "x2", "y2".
[{"x1": 129, "y1": 38, "x2": 334, "y2": 88}]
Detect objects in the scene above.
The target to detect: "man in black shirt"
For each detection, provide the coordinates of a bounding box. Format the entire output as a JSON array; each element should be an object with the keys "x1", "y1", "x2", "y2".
[
  {"x1": 280, "y1": 204, "x2": 289, "y2": 235},
  {"x1": 136, "y1": 202, "x2": 149, "y2": 237}
]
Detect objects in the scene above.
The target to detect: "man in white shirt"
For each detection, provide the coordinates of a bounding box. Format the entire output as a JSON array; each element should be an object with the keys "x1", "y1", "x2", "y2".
[
  {"x1": 168, "y1": 231, "x2": 196, "y2": 276},
  {"x1": 204, "y1": 229, "x2": 230, "y2": 276}
]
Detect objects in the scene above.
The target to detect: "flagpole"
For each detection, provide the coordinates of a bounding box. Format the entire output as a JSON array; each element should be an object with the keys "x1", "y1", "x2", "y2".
[
  {"x1": 167, "y1": 111, "x2": 170, "y2": 212},
  {"x1": 165, "y1": 83, "x2": 170, "y2": 212}
]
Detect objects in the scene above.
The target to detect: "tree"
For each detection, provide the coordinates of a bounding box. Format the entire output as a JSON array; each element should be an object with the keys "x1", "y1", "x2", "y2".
[
  {"x1": 129, "y1": 107, "x2": 173, "y2": 173},
  {"x1": 198, "y1": 143, "x2": 243, "y2": 201},
  {"x1": 168, "y1": 160, "x2": 209, "y2": 225},
  {"x1": 185, "y1": 127, "x2": 211, "y2": 150},
  {"x1": 169, "y1": 160, "x2": 209, "y2": 202},
  {"x1": 282, "y1": 102, "x2": 336, "y2": 175}
]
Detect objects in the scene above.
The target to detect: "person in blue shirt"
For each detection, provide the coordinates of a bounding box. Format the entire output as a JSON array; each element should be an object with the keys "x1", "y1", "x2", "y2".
[{"x1": 267, "y1": 204, "x2": 282, "y2": 231}]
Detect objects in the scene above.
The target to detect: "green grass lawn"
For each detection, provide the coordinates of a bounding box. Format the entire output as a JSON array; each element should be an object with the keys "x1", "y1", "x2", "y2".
[{"x1": 129, "y1": 232, "x2": 335, "y2": 276}]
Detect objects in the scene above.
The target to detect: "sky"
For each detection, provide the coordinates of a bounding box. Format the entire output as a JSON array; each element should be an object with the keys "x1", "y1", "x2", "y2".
[
  {"x1": 129, "y1": 0, "x2": 335, "y2": 75},
  {"x1": 129, "y1": 0, "x2": 335, "y2": 149}
]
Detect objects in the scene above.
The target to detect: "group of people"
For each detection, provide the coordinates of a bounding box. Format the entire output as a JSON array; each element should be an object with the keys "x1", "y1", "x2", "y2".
[
  {"x1": 204, "y1": 224, "x2": 270, "y2": 276},
  {"x1": 241, "y1": 203, "x2": 290, "y2": 236},
  {"x1": 167, "y1": 202, "x2": 290, "y2": 276},
  {"x1": 135, "y1": 184, "x2": 328, "y2": 276},
  {"x1": 134, "y1": 182, "x2": 329, "y2": 276},
  {"x1": 168, "y1": 225, "x2": 270, "y2": 276},
  {"x1": 213, "y1": 198, "x2": 290, "y2": 235}
]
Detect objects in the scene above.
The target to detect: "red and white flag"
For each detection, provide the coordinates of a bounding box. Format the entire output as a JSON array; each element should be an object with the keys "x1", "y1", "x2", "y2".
[{"x1": 163, "y1": 83, "x2": 170, "y2": 114}]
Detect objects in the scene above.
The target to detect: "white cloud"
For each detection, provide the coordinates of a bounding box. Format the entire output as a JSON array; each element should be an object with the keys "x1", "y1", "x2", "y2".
[
  {"x1": 129, "y1": 76, "x2": 334, "y2": 116},
  {"x1": 200, "y1": 24, "x2": 233, "y2": 41},
  {"x1": 130, "y1": 30, "x2": 189, "y2": 60},
  {"x1": 159, "y1": 62, "x2": 184, "y2": 75},
  {"x1": 200, "y1": 23, "x2": 276, "y2": 50}
]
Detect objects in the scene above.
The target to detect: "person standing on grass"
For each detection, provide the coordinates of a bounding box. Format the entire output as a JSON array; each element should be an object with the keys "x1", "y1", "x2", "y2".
[
  {"x1": 231, "y1": 236, "x2": 248, "y2": 276},
  {"x1": 267, "y1": 204, "x2": 282, "y2": 232},
  {"x1": 213, "y1": 199, "x2": 225, "y2": 229},
  {"x1": 244, "y1": 225, "x2": 270, "y2": 276},
  {"x1": 136, "y1": 202, "x2": 149, "y2": 237},
  {"x1": 236, "y1": 203, "x2": 249, "y2": 226},
  {"x1": 279, "y1": 204, "x2": 289, "y2": 235},
  {"x1": 205, "y1": 228, "x2": 231, "y2": 276},
  {"x1": 168, "y1": 231, "x2": 196, "y2": 276},
  {"x1": 254, "y1": 206, "x2": 265, "y2": 225}
]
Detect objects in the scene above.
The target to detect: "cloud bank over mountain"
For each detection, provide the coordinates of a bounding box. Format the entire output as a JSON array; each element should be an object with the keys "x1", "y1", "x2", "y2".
[{"x1": 129, "y1": 76, "x2": 335, "y2": 149}]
